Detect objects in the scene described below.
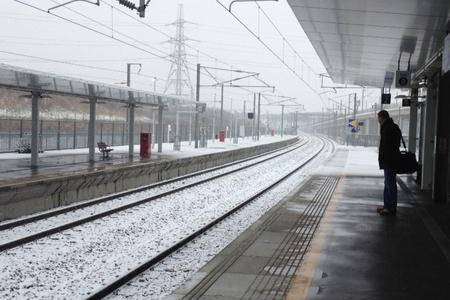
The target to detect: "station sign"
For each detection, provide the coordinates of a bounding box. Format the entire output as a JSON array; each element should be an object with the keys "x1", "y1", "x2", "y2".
[
  {"x1": 348, "y1": 119, "x2": 364, "y2": 133},
  {"x1": 402, "y1": 98, "x2": 411, "y2": 107},
  {"x1": 381, "y1": 93, "x2": 391, "y2": 104}
]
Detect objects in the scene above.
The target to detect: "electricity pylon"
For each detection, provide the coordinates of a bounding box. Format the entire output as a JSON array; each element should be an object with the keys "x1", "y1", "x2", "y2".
[{"x1": 163, "y1": 4, "x2": 194, "y2": 100}]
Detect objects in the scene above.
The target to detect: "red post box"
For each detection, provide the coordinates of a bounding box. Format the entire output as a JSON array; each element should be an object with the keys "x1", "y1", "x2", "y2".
[
  {"x1": 219, "y1": 130, "x2": 225, "y2": 142},
  {"x1": 140, "y1": 133, "x2": 151, "y2": 159}
]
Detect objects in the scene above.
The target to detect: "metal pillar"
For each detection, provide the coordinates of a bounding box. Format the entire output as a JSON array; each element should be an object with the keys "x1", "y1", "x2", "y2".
[
  {"x1": 152, "y1": 110, "x2": 155, "y2": 149},
  {"x1": 127, "y1": 63, "x2": 131, "y2": 87},
  {"x1": 281, "y1": 105, "x2": 285, "y2": 138},
  {"x1": 252, "y1": 94, "x2": 256, "y2": 140},
  {"x1": 212, "y1": 111, "x2": 216, "y2": 140},
  {"x1": 189, "y1": 111, "x2": 192, "y2": 145},
  {"x1": 421, "y1": 74, "x2": 438, "y2": 190},
  {"x1": 157, "y1": 97, "x2": 163, "y2": 153},
  {"x1": 352, "y1": 93, "x2": 357, "y2": 145},
  {"x1": 57, "y1": 121, "x2": 61, "y2": 150},
  {"x1": 174, "y1": 111, "x2": 180, "y2": 151},
  {"x1": 233, "y1": 112, "x2": 238, "y2": 144},
  {"x1": 433, "y1": 70, "x2": 450, "y2": 202},
  {"x1": 295, "y1": 111, "x2": 298, "y2": 136},
  {"x1": 243, "y1": 101, "x2": 246, "y2": 138},
  {"x1": 257, "y1": 93, "x2": 261, "y2": 141},
  {"x1": 220, "y1": 83, "x2": 224, "y2": 132},
  {"x1": 31, "y1": 91, "x2": 40, "y2": 168},
  {"x1": 194, "y1": 63, "x2": 200, "y2": 148},
  {"x1": 87, "y1": 84, "x2": 97, "y2": 163},
  {"x1": 128, "y1": 93, "x2": 135, "y2": 159},
  {"x1": 408, "y1": 88, "x2": 419, "y2": 154}
]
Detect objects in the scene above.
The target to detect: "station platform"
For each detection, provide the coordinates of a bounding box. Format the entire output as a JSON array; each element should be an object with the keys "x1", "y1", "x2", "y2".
[
  {"x1": 171, "y1": 146, "x2": 450, "y2": 299},
  {"x1": 0, "y1": 136, "x2": 298, "y2": 221},
  {"x1": 0, "y1": 137, "x2": 286, "y2": 185}
]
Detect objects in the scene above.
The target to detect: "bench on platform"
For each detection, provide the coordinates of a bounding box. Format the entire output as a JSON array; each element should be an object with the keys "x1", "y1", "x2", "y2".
[{"x1": 97, "y1": 142, "x2": 113, "y2": 159}]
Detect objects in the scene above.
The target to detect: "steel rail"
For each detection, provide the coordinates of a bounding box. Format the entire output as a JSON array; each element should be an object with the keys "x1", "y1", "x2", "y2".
[
  {"x1": 86, "y1": 137, "x2": 329, "y2": 299},
  {"x1": 0, "y1": 138, "x2": 311, "y2": 252}
]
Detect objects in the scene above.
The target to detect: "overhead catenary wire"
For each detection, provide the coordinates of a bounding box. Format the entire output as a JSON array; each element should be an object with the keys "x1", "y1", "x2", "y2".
[
  {"x1": 48, "y1": 0, "x2": 170, "y2": 59},
  {"x1": 215, "y1": 0, "x2": 325, "y2": 107},
  {"x1": 13, "y1": 0, "x2": 173, "y2": 63},
  {"x1": 99, "y1": 0, "x2": 234, "y2": 68},
  {"x1": 215, "y1": 0, "x2": 321, "y2": 95},
  {"x1": 253, "y1": 1, "x2": 317, "y2": 76},
  {"x1": 0, "y1": 50, "x2": 166, "y2": 82},
  {"x1": 10, "y1": 0, "x2": 284, "y2": 109},
  {"x1": 11, "y1": 0, "x2": 221, "y2": 85}
]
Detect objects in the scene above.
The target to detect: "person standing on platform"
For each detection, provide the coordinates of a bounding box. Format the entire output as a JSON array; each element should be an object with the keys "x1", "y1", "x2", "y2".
[{"x1": 377, "y1": 110, "x2": 401, "y2": 216}]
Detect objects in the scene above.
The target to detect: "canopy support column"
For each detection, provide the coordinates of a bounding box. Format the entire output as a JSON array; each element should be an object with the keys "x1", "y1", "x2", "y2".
[
  {"x1": 87, "y1": 84, "x2": 97, "y2": 163},
  {"x1": 31, "y1": 91, "x2": 40, "y2": 169}
]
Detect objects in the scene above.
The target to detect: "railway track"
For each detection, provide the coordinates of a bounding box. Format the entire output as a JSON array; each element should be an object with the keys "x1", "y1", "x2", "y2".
[
  {"x1": 0, "y1": 137, "x2": 309, "y2": 252},
  {"x1": 87, "y1": 137, "x2": 333, "y2": 299}
]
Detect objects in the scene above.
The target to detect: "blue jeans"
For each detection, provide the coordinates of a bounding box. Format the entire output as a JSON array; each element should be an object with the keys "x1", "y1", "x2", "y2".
[{"x1": 383, "y1": 169, "x2": 397, "y2": 211}]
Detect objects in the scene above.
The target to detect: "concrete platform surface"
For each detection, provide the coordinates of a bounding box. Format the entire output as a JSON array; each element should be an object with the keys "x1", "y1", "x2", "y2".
[
  {"x1": 288, "y1": 175, "x2": 450, "y2": 300},
  {"x1": 170, "y1": 146, "x2": 450, "y2": 300},
  {"x1": 170, "y1": 175, "x2": 340, "y2": 300}
]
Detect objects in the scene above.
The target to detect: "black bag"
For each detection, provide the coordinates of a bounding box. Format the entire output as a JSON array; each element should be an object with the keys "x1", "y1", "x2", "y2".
[{"x1": 396, "y1": 136, "x2": 418, "y2": 174}]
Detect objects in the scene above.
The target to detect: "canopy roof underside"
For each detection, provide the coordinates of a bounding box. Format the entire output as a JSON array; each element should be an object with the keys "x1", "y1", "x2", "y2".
[{"x1": 288, "y1": 0, "x2": 450, "y2": 87}]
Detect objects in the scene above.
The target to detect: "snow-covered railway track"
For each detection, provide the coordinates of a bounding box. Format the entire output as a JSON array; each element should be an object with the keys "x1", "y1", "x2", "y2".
[
  {"x1": 0, "y1": 136, "x2": 330, "y2": 299},
  {"x1": 0, "y1": 138, "x2": 308, "y2": 252},
  {"x1": 87, "y1": 137, "x2": 331, "y2": 299}
]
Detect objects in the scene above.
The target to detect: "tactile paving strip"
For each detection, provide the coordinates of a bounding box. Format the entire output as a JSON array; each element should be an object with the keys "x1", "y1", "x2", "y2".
[
  {"x1": 241, "y1": 176, "x2": 339, "y2": 300},
  {"x1": 182, "y1": 176, "x2": 339, "y2": 300}
]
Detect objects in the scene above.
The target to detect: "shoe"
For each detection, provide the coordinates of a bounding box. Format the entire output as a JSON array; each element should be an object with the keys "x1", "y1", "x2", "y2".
[
  {"x1": 378, "y1": 208, "x2": 396, "y2": 216},
  {"x1": 376, "y1": 206, "x2": 384, "y2": 213}
]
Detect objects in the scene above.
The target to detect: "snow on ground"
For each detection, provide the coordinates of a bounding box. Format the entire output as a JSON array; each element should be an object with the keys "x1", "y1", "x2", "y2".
[
  {"x1": 312, "y1": 145, "x2": 382, "y2": 177},
  {"x1": 110, "y1": 139, "x2": 335, "y2": 299},
  {"x1": 0, "y1": 135, "x2": 296, "y2": 160},
  {"x1": 0, "y1": 137, "x2": 320, "y2": 299},
  {"x1": 0, "y1": 140, "x2": 308, "y2": 245}
]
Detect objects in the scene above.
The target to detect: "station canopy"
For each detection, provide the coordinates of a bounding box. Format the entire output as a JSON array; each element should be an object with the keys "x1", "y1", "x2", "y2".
[
  {"x1": 287, "y1": 0, "x2": 450, "y2": 87},
  {"x1": 0, "y1": 63, "x2": 187, "y2": 107}
]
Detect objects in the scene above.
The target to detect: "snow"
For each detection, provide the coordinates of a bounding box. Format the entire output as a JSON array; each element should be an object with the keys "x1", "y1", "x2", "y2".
[
  {"x1": 312, "y1": 145, "x2": 382, "y2": 177},
  {"x1": 0, "y1": 140, "x2": 307, "y2": 245},
  {"x1": 110, "y1": 139, "x2": 335, "y2": 299},
  {"x1": 0, "y1": 135, "x2": 296, "y2": 160},
  {"x1": 0, "y1": 136, "x2": 321, "y2": 299}
]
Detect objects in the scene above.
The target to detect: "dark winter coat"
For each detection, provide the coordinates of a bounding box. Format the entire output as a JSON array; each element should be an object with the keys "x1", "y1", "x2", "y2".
[{"x1": 378, "y1": 118, "x2": 402, "y2": 170}]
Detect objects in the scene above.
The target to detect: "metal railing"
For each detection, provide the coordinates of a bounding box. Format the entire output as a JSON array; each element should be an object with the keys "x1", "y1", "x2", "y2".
[{"x1": 0, "y1": 118, "x2": 154, "y2": 153}]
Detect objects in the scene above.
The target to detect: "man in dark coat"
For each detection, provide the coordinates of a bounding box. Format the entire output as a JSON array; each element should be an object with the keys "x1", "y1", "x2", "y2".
[{"x1": 377, "y1": 110, "x2": 402, "y2": 216}]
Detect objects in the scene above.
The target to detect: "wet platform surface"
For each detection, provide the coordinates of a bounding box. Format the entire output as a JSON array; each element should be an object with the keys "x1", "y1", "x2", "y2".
[
  {"x1": 170, "y1": 175, "x2": 339, "y2": 300},
  {"x1": 171, "y1": 146, "x2": 450, "y2": 299},
  {"x1": 289, "y1": 175, "x2": 450, "y2": 300}
]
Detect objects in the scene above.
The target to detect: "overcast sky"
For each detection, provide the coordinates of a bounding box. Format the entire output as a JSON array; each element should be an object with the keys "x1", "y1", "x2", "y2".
[{"x1": 0, "y1": 0, "x2": 372, "y2": 113}]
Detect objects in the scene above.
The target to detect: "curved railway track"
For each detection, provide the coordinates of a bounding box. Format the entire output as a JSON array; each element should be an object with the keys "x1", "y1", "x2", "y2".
[
  {"x1": 0, "y1": 137, "x2": 310, "y2": 252},
  {"x1": 87, "y1": 137, "x2": 333, "y2": 299}
]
